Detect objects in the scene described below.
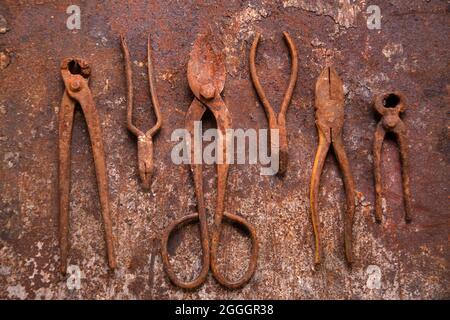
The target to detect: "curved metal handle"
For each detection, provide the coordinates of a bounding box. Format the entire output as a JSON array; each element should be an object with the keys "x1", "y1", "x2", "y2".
[
  {"x1": 210, "y1": 212, "x2": 259, "y2": 289},
  {"x1": 249, "y1": 32, "x2": 298, "y2": 175},
  {"x1": 161, "y1": 213, "x2": 210, "y2": 289}
]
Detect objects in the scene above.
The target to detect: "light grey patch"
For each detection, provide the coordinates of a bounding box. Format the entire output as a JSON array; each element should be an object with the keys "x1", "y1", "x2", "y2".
[
  {"x1": 366, "y1": 265, "x2": 382, "y2": 289},
  {"x1": 0, "y1": 265, "x2": 11, "y2": 275},
  {"x1": 7, "y1": 284, "x2": 28, "y2": 299}
]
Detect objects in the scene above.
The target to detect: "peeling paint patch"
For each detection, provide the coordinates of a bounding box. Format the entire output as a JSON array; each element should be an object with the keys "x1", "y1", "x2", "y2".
[
  {"x1": 7, "y1": 284, "x2": 28, "y2": 299},
  {"x1": 0, "y1": 265, "x2": 11, "y2": 276},
  {"x1": 282, "y1": 0, "x2": 363, "y2": 28},
  {"x1": 365, "y1": 265, "x2": 382, "y2": 289},
  {"x1": 382, "y1": 43, "x2": 403, "y2": 62},
  {"x1": 4, "y1": 151, "x2": 19, "y2": 168}
]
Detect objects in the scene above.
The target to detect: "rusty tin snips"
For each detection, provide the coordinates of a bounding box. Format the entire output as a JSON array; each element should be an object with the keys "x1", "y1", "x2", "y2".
[
  {"x1": 373, "y1": 92, "x2": 412, "y2": 223},
  {"x1": 249, "y1": 32, "x2": 298, "y2": 175},
  {"x1": 120, "y1": 35, "x2": 162, "y2": 189},
  {"x1": 309, "y1": 67, "x2": 355, "y2": 266},
  {"x1": 161, "y1": 34, "x2": 258, "y2": 289},
  {"x1": 58, "y1": 58, "x2": 116, "y2": 273}
]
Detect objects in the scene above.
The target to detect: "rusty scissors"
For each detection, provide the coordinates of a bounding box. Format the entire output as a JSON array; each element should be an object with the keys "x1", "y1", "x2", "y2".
[{"x1": 161, "y1": 34, "x2": 258, "y2": 289}]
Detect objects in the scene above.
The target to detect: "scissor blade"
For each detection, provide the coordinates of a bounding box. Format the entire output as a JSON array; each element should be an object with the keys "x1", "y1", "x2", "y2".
[{"x1": 187, "y1": 33, "x2": 226, "y2": 99}]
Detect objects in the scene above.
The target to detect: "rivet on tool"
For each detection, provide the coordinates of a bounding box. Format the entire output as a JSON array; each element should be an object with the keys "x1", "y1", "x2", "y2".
[{"x1": 373, "y1": 92, "x2": 412, "y2": 223}]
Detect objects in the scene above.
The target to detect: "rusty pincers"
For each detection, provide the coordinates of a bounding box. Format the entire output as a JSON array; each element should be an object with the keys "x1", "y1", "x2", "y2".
[
  {"x1": 59, "y1": 58, "x2": 116, "y2": 273},
  {"x1": 373, "y1": 92, "x2": 412, "y2": 223}
]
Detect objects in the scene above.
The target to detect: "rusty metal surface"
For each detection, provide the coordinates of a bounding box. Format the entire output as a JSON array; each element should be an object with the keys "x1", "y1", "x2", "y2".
[{"x1": 0, "y1": 0, "x2": 448, "y2": 299}]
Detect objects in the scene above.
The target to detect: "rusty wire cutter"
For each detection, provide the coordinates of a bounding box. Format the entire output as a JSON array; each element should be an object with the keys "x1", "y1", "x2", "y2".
[
  {"x1": 161, "y1": 34, "x2": 258, "y2": 289},
  {"x1": 249, "y1": 32, "x2": 298, "y2": 175},
  {"x1": 120, "y1": 35, "x2": 162, "y2": 190},
  {"x1": 373, "y1": 92, "x2": 412, "y2": 223},
  {"x1": 309, "y1": 67, "x2": 355, "y2": 265},
  {"x1": 58, "y1": 58, "x2": 116, "y2": 273}
]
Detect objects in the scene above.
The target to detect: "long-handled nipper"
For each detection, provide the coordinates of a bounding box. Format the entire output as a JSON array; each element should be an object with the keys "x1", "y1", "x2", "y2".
[
  {"x1": 120, "y1": 35, "x2": 162, "y2": 189},
  {"x1": 58, "y1": 58, "x2": 116, "y2": 273},
  {"x1": 373, "y1": 92, "x2": 412, "y2": 223},
  {"x1": 309, "y1": 67, "x2": 355, "y2": 265},
  {"x1": 161, "y1": 34, "x2": 258, "y2": 289},
  {"x1": 249, "y1": 32, "x2": 298, "y2": 175}
]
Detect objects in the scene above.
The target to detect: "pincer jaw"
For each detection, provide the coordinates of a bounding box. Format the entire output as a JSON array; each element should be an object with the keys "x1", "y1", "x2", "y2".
[{"x1": 137, "y1": 135, "x2": 154, "y2": 190}]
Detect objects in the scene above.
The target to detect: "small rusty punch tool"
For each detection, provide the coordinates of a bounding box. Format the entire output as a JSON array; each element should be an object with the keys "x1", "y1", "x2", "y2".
[{"x1": 373, "y1": 92, "x2": 412, "y2": 223}]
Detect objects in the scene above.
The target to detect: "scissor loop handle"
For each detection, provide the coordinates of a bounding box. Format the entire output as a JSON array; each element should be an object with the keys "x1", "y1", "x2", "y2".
[
  {"x1": 210, "y1": 212, "x2": 258, "y2": 289},
  {"x1": 161, "y1": 213, "x2": 210, "y2": 289}
]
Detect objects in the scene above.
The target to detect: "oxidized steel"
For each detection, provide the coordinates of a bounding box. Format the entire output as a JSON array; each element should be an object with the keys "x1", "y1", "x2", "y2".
[
  {"x1": 373, "y1": 92, "x2": 412, "y2": 223},
  {"x1": 310, "y1": 67, "x2": 355, "y2": 266},
  {"x1": 120, "y1": 35, "x2": 162, "y2": 190},
  {"x1": 161, "y1": 34, "x2": 258, "y2": 290},
  {"x1": 249, "y1": 32, "x2": 298, "y2": 175},
  {"x1": 58, "y1": 58, "x2": 116, "y2": 274}
]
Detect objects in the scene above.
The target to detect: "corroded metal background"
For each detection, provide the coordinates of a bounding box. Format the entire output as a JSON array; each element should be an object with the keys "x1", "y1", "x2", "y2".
[{"x1": 0, "y1": 0, "x2": 448, "y2": 299}]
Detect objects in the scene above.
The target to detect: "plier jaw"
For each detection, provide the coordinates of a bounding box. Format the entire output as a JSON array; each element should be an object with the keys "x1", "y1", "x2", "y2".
[
  {"x1": 60, "y1": 58, "x2": 91, "y2": 95},
  {"x1": 137, "y1": 134, "x2": 154, "y2": 190}
]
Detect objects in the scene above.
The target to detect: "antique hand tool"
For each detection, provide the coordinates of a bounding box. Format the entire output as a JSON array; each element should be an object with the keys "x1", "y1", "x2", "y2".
[
  {"x1": 59, "y1": 58, "x2": 116, "y2": 273},
  {"x1": 249, "y1": 32, "x2": 298, "y2": 175},
  {"x1": 309, "y1": 67, "x2": 355, "y2": 265},
  {"x1": 373, "y1": 92, "x2": 412, "y2": 223},
  {"x1": 120, "y1": 35, "x2": 162, "y2": 189},
  {"x1": 161, "y1": 34, "x2": 258, "y2": 289}
]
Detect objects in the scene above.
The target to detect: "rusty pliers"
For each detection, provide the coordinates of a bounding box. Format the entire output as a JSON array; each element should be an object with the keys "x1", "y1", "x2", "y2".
[
  {"x1": 309, "y1": 67, "x2": 355, "y2": 265},
  {"x1": 59, "y1": 58, "x2": 116, "y2": 273},
  {"x1": 120, "y1": 35, "x2": 162, "y2": 189},
  {"x1": 161, "y1": 34, "x2": 258, "y2": 289},
  {"x1": 249, "y1": 32, "x2": 298, "y2": 175},
  {"x1": 373, "y1": 92, "x2": 412, "y2": 223}
]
